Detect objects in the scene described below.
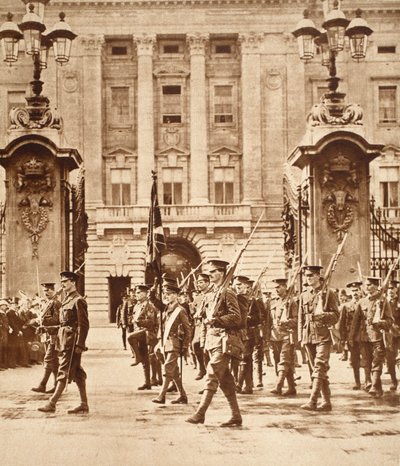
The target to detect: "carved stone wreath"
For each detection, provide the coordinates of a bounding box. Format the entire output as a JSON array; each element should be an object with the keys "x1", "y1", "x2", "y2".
[
  {"x1": 326, "y1": 202, "x2": 353, "y2": 242},
  {"x1": 20, "y1": 207, "x2": 49, "y2": 258}
]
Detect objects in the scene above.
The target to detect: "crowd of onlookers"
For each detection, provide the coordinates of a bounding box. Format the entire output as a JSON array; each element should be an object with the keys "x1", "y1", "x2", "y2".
[{"x1": 0, "y1": 296, "x2": 45, "y2": 371}]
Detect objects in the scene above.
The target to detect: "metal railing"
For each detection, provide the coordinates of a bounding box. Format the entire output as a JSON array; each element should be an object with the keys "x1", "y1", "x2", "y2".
[{"x1": 370, "y1": 197, "x2": 400, "y2": 275}]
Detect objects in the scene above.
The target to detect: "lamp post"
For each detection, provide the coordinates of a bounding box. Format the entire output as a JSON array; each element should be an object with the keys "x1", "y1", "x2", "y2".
[
  {"x1": 292, "y1": 0, "x2": 373, "y2": 120},
  {"x1": 0, "y1": 1, "x2": 76, "y2": 129}
]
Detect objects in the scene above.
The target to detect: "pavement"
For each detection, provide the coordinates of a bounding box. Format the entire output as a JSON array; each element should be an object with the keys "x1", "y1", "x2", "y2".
[{"x1": 1, "y1": 326, "x2": 400, "y2": 466}]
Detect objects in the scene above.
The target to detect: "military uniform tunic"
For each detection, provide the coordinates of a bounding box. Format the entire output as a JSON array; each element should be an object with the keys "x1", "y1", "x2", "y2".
[
  {"x1": 41, "y1": 298, "x2": 62, "y2": 374},
  {"x1": 351, "y1": 294, "x2": 392, "y2": 375},
  {"x1": 203, "y1": 286, "x2": 242, "y2": 395},
  {"x1": 56, "y1": 290, "x2": 89, "y2": 384},
  {"x1": 298, "y1": 286, "x2": 339, "y2": 380}
]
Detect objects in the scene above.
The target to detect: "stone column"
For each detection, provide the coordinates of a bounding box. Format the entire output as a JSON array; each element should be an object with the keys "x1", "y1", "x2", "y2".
[
  {"x1": 239, "y1": 33, "x2": 264, "y2": 204},
  {"x1": 80, "y1": 35, "x2": 104, "y2": 208},
  {"x1": 134, "y1": 34, "x2": 156, "y2": 205},
  {"x1": 187, "y1": 33, "x2": 209, "y2": 204}
]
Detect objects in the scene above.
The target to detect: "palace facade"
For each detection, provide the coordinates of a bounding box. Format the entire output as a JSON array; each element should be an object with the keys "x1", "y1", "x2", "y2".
[{"x1": 0, "y1": 0, "x2": 399, "y2": 323}]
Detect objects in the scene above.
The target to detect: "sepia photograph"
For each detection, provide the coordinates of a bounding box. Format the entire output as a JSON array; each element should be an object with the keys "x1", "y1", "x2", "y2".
[{"x1": 0, "y1": 0, "x2": 399, "y2": 465}]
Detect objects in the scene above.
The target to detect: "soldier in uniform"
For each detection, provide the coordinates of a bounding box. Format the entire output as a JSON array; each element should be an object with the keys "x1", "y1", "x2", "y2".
[
  {"x1": 338, "y1": 281, "x2": 363, "y2": 390},
  {"x1": 128, "y1": 284, "x2": 158, "y2": 390},
  {"x1": 116, "y1": 292, "x2": 129, "y2": 350},
  {"x1": 298, "y1": 265, "x2": 339, "y2": 411},
  {"x1": 191, "y1": 273, "x2": 212, "y2": 380},
  {"x1": 386, "y1": 280, "x2": 399, "y2": 391},
  {"x1": 236, "y1": 276, "x2": 261, "y2": 394},
  {"x1": 253, "y1": 288, "x2": 270, "y2": 388},
  {"x1": 31, "y1": 283, "x2": 61, "y2": 394},
  {"x1": 38, "y1": 271, "x2": 89, "y2": 414},
  {"x1": 152, "y1": 283, "x2": 191, "y2": 404},
  {"x1": 351, "y1": 276, "x2": 393, "y2": 397},
  {"x1": 186, "y1": 259, "x2": 243, "y2": 427},
  {"x1": 269, "y1": 278, "x2": 298, "y2": 396}
]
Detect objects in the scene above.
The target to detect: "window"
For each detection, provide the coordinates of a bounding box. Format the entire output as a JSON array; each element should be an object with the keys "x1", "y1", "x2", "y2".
[
  {"x1": 377, "y1": 46, "x2": 396, "y2": 54},
  {"x1": 163, "y1": 44, "x2": 180, "y2": 54},
  {"x1": 7, "y1": 90, "x2": 26, "y2": 116},
  {"x1": 380, "y1": 167, "x2": 399, "y2": 208},
  {"x1": 163, "y1": 168, "x2": 183, "y2": 204},
  {"x1": 211, "y1": 41, "x2": 235, "y2": 55},
  {"x1": 111, "y1": 168, "x2": 131, "y2": 205},
  {"x1": 214, "y1": 167, "x2": 234, "y2": 204},
  {"x1": 379, "y1": 86, "x2": 397, "y2": 123},
  {"x1": 162, "y1": 85, "x2": 182, "y2": 124},
  {"x1": 111, "y1": 46, "x2": 127, "y2": 55},
  {"x1": 111, "y1": 87, "x2": 130, "y2": 124},
  {"x1": 106, "y1": 40, "x2": 132, "y2": 57},
  {"x1": 214, "y1": 85, "x2": 233, "y2": 124},
  {"x1": 215, "y1": 44, "x2": 231, "y2": 54}
]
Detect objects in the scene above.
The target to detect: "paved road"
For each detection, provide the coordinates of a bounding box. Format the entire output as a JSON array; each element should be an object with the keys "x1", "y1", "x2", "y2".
[{"x1": 1, "y1": 326, "x2": 399, "y2": 466}]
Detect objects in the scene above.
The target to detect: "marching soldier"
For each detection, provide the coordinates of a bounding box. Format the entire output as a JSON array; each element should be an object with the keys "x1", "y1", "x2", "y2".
[
  {"x1": 38, "y1": 271, "x2": 89, "y2": 414},
  {"x1": 269, "y1": 278, "x2": 298, "y2": 397},
  {"x1": 298, "y1": 265, "x2": 339, "y2": 411},
  {"x1": 253, "y1": 289, "x2": 270, "y2": 388},
  {"x1": 128, "y1": 284, "x2": 158, "y2": 390},
  {"x1": 152, "y1": 283, "x2": 191, "y2": 404},
  {"x1": 386, "y1": 280, "x2": 399, "y2": 391},
  {"x1": 351, "y1": 276, "x2": 393, "y2": 397},
  {"x1": 31, "y1": 283, "x2": 61, "y2": 394},
  {"x1": 339, "y1": 281, "x2": 363, "y2": 390},
  {"x1": 232, "y1": 275, "x2": 250, "y2": 393},
  {"x1": 191, "y1": 273, "x2": 212, "y2": 380},
  {"x1": 186, "y1": 259, "x2": 243, "y2": 427},
  {"x1": 116, "y1": 292, "x2": 129, "y2": 350}
]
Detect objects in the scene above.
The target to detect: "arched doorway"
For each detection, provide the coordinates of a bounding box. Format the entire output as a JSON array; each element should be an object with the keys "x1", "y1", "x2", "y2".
[{"x1": 145, "y1": 237, "x2": 201, "y2": 286}]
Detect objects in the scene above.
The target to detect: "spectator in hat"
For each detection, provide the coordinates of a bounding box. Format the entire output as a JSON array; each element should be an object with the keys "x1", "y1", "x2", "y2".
[
  {"x1": 0, "y1": 299, "x2": 9, "y2": 370},
  {"x1": 38, "y1": 271, "x2": 89, "y2": 414}
]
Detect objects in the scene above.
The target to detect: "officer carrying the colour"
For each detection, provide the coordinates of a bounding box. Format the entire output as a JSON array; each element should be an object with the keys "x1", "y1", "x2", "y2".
[
  {"x1": 298, "y1": 265, "x2": 339, "y2": 411},
  {"x1": 38, "y1": 271, "x2": 89, "y2": 414},
  {"x1": 31, "y1": 282, "x2": 61, "y2": 394},
  {"x1": 186, "y1": 259, "x2": 243, "y2": 427}
]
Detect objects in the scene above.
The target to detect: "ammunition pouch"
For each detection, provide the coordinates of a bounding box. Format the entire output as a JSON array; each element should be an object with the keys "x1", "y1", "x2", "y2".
[{"x1": 221, "y1": 332, "x2": 244, "y2": 360}]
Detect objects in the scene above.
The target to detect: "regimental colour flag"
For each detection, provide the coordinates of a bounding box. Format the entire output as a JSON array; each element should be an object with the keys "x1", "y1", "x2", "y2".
[{"x1": 146, "y1": 171, "x2": 166, "y2": 274}]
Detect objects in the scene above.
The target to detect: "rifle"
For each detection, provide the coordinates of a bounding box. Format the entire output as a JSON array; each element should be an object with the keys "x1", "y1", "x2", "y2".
[
  {"x1": 209, "y1": 212, "x2": 264, "y2": 320},
  {"x1": 320, "y1": 232, "x2": 348, "y2": 310},
  {"x1": 178, "y1": 260, "x2": 205, "y2": 289},
  {"x1": 247, "y1": 250, "x2": 277, "y2": 300},
  {"x1": 372, "y1": 255, "x2": 400, "y2": 346}
]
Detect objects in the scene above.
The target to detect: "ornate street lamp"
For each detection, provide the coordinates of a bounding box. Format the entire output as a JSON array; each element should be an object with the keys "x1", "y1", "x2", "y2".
[
  {"x1": 0, "y1": 2, "x2": 77, "y2": 129},
  {"x1": 0, "y1": 13, "x2": 23, "y2": 63},
  {"x1": 292, "y1": 0, "x2": 373, "y2": 120}
]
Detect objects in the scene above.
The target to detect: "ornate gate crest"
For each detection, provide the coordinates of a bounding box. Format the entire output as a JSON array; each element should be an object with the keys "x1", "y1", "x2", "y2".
[
  {"x1": 14, "y1": 157, "x2": 55, "y2": 258},
  {"x1": 320, "y1": 154, "x2": 359, "y2": 242}
]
